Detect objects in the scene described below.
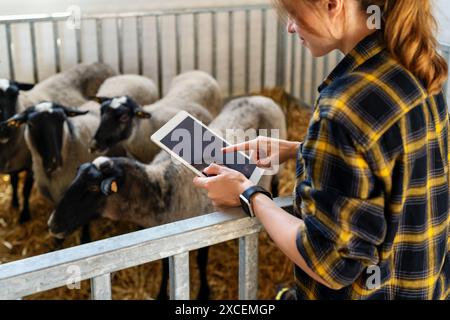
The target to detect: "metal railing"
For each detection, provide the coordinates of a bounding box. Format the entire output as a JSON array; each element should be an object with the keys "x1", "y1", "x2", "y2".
[
  {"x1": 0, "y1": 4, "x2": 286, "y2": 99},
  {"x1": 2, "y1": 5, "x2": 448, "y2": 106},
  {"x1": 0, "y1": 4, "x2": 344, "y2": 107},
  {"x1": 0, "y1": 197, "x2": 293, "y2": 300}
]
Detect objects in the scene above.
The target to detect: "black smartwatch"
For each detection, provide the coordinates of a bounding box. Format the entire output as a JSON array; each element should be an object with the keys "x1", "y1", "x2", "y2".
[{"x1": 239, "y1": 185, "x2": 273, "y2": 217}]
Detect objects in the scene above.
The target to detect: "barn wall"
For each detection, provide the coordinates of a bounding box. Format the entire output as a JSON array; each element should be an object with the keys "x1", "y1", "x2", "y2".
[
  {"x1": 0, "y1": 0, "x2": 448, "y2": 102},
  {"x1": 0, "y1": 1, "x2": 281, "y2": 98},
  {"x1": 1, "y1": 0, "x2": 448, "y2": 42}
]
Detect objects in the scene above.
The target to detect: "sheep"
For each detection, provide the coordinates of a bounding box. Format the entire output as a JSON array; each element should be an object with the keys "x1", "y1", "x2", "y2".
[
  {"x1": 1, "y1": 75, "x2": 159, "y2": 243},
  {"x1": 48, "y1": 96, "x2": 287, "y2": 299},
  {"x1": 89, "y1": 70, "x2": 222, "y2": 163},
  {"x1": 2, "y1": 75, "x2": 159, "y2": 204},
  {"x1": 94, "y1": 74, "x2": 159, "y2": 106},
  {"x1": 0, "y1": 63, "x2": 116, "y2": 223}
]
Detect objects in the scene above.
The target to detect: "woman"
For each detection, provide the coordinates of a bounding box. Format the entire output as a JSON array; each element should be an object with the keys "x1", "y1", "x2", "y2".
[{"x1": 193, "y1": 0, "x2": 450, "y2": 299}]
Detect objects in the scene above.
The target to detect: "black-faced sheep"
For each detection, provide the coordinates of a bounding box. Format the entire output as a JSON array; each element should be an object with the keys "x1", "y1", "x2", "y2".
[
  {"x1": 48, "y1": 96, "x2": 287, "y2": 299},
  {"x1": 0, "y1": 63, "x2": 116, "y2": 223},
  {"x1": 2, "y1": 75, "x2": 158, "y2": 204},
  {"x1": 89, "y1": 70, "x2": 222, "y2": 163}
]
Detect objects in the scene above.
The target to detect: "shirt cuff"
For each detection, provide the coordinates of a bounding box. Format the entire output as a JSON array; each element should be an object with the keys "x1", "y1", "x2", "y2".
[{"x1": 296, "y1": 224, "x2": 348, "y2": 290}]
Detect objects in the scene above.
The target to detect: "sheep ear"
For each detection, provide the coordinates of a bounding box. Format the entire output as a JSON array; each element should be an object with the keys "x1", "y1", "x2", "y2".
[
  {"x1": 100, "y1": 177, "x2": 118, "y2": 196},
  {"x1": 135, "y1": 109, "x2": 151, "y2": 119},
  {"x1": 3, "y1": 112, "x2": 29, "y2": 128},
  {"x1": 12, "y1": 81, "x2": 34, "y2": 91},
  {"x1": 63, "y1": 107, "x2": 89, "y2": 117}
]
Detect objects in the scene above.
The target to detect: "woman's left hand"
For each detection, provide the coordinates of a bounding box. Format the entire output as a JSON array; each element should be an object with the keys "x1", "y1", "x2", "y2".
[{"x1": 193, "y1": 163, "x2": 254, "y2": 208}]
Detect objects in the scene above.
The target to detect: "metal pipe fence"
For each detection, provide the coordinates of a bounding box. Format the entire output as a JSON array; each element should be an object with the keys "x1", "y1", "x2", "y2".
[
  {"x1": 1, "y1": 5, "x2": 448, "y2": 105},
  {"x1": 0, "y1": 197, "x2": 293, "y2": 300}
]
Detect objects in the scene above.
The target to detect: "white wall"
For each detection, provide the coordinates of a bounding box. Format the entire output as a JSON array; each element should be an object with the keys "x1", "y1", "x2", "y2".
[
  {"x1": 0, "y1": 0, "x2": 270, "y2": 15},
  {"x1": 0, "y1": 0, "x2": 448, "y2": 54},
  {"x1": 1, "y1": 0, "x2": 448, "y2": 41},
  {"x1": 0, "y1": 1, "x2": 279, "y2": 94},
  {"x1": 436, "y1": 0, "x2": 450, "y2": 44}
]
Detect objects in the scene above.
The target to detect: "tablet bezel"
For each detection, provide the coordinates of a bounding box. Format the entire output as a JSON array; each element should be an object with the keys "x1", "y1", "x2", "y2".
[{"x1": 150, "y1": 110, "x2": 264, "y2": 184}]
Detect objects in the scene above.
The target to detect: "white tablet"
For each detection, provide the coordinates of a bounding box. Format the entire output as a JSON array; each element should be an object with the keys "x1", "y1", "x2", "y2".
[{"x1": 151, "y1": 111, "x2": 264, "y2": 184}]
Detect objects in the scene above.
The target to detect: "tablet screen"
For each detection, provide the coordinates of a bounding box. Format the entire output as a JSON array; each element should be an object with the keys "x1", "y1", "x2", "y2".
[{"x1": 159, "y1": 116, "x2": 257, "y2": 178}]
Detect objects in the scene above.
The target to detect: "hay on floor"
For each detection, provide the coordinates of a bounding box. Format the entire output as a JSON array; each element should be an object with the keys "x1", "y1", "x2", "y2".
[{"x1": 0, "y1": 88, "x2": 312, "y2": 300}]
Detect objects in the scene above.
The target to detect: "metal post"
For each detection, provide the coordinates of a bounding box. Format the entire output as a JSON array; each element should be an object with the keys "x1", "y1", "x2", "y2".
[
  {"x1": 175, "y1": 14, "x2": 181, "y2": 75},
  {"x1": 443, "y1": 49, "x2": 450, "y2": 100},
  {"x1": 290, "y1": 35, "x2": 296, "y2": 96},
  {"x1": 300, "y1": 45, "x2": 306, "y2": 102},
  {"x1": 193, "y1": 13, "x2": 199, "y2": 70},
  {"x1": 136, "y1": 16, "x2": 144, "y2": 75},
  {"x1": 238, "y1": 233, "x2": 259, "y2": 300},
  {"x1": 244, "y1": 9, "x2": 251, "y2": 94},
  {"x1": 52, "y1": 21, "x2": 61, "y2": 73},
  {"x1": 155, "y1": 16, "x2": 163, "y2": 97},
  {"x1": 211, "y1": 12, "x2": 218, "y2": 79},
  {"x1": 169, "y1": 252, "x2": 190, "y2": 300},
  {"x1": 75, "y1": 25, "x2": 82, "y2": 64},
  {"x1": 228, "y1": 11, "x2": 234, "y2": 96},
  {"x1": 90, "y1": 273, "x2": 112, "y2": 300},
  {"x1": 323, "y1": 53, "x2": 330, "y2": 81},
  {"x1": 116, "y1": 18, "x2": 123, "y2": 73},
  {"x1": 310, "y1": 57, "x2": 317, "y2": 104},
  {"x1": 260, "y1": 8, "x2": 266, "y2": 91},
  {"x1": 275, "y1": 16, "x2": 287, "y2": 87},
  {"x1": 29, "y1": 22, "x2": 38, "y2": 82},
  {"x1": 96, "y1": 18, "x2": 103, "y2": 63},
  {"x1": 5, "y1": 24, "x2": 15, "y2": 80}
]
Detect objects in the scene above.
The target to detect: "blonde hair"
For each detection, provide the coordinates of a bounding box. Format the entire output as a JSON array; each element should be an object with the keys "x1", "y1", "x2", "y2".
[{"x1": 275, "y1": 0, "x2": 448, "y2": 96}]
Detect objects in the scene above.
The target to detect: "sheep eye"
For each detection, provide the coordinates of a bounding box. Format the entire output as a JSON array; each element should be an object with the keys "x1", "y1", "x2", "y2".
[
  {"x1": 87, "y1": 185, "x2": 100, "y2": 193},
  {"x1": 119, "y1": 114, "x2": 130, "y2": 123}
]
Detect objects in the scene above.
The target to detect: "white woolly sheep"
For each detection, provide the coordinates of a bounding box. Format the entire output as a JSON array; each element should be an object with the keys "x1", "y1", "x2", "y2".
[
  {"x1": 95, "y1": 74, "x2": 159, "y2": 106},
  {"x1": 89, "y1": 70, "x2": 222, "y2": 163}
]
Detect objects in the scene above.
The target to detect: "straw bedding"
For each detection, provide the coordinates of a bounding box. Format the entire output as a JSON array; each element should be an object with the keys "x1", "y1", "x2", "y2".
[{"x1": 0, "y1": 88, "x2": 312, "y2": 300}]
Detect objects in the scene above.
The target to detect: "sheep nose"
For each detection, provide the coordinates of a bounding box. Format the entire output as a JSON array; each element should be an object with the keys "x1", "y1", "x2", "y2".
[
  {"x1": 48, "y1": 212, "x2": 65, "y2": 239},
  {"x1": 49, "y1": 229, "x2": 65, "y2": 239}
]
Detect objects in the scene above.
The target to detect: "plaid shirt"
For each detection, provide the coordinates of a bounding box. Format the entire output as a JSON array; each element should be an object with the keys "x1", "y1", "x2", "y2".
[{"x1": 293, "y1": 31, "x2": 450, "y2": 299}]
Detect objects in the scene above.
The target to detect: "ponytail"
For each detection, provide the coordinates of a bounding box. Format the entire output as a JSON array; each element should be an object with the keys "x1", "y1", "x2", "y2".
[
  {"x1": 275, "y1": 0, "x2": 448, "y2": 96},
  {"x1": 363, "y1": 0, "x2": 448, "y2": 95}
]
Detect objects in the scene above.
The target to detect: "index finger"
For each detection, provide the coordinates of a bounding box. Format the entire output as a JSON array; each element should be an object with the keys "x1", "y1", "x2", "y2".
[{"x1": 222, "y1": 140, "x2": 253, "y2": 154}]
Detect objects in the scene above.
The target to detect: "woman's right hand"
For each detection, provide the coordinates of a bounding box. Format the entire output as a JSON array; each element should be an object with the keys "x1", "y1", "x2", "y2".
[{"x1": 222, "y1": 137, "x2": 301, "y2": 169}]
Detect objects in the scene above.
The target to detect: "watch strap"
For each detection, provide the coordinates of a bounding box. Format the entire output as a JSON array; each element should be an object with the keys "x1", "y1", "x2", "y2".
[{"x1": 240, "y1": 185, "x2": 272, "y2": 217}]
